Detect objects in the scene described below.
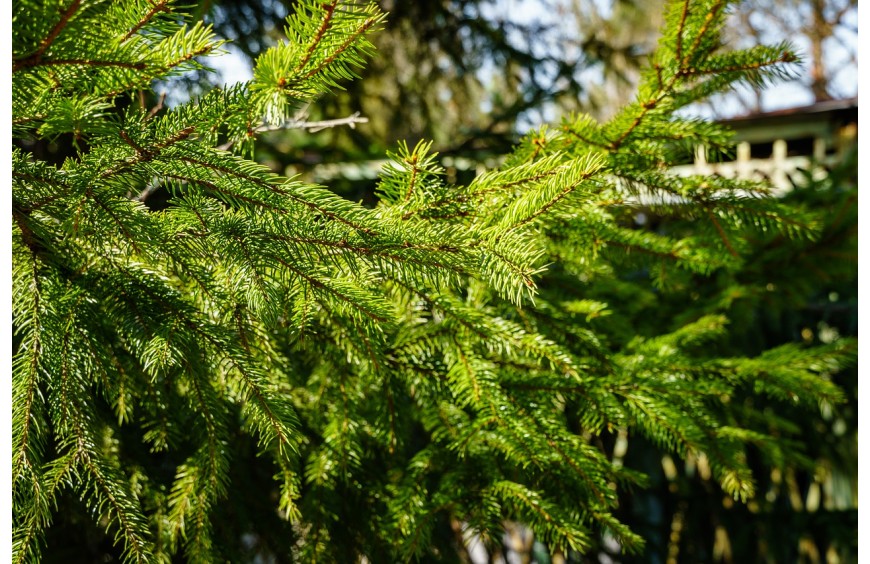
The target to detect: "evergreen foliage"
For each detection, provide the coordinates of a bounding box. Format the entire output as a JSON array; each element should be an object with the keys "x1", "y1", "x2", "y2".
[
  {"x1": 606, "y1": 151, "x2": 858, "y2": 561},
  {"x1": 11, "y1": 0, "x2": 856, "y2": 561}
]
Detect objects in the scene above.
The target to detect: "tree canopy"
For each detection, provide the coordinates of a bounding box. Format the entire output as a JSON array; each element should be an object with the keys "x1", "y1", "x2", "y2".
[{"x1": 11, "y1": 0, "x2": 856, "y2": 561}]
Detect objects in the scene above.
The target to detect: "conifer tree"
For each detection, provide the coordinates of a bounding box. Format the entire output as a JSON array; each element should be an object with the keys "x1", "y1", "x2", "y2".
[{"x1": 12, "y1": 0, "x2": 856, "y2": 561}]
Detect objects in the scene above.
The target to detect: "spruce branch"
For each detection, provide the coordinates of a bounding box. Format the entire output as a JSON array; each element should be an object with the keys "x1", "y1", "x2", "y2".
[
  {"x1": 16, "y1": 58, "x2": 147, "y2": 70},
  {"x1": 81, "y1": 455, "x2": 154, "y2": 563},
  {"x1": 12, "y1": 0, "x2": 83, "y2": 72},
  {"x1": 10, "y1": 0, "x2": 856, "y2": 560},
  {"x1": 121, "y1": 0, "x2": 172, "y2": 42},
  {"x1": 681, "y1": 1, "x2": 726, "y2": 67},
  {"x1": 301, "y1": 15, "x2": 380, "y2": 81},
  {"x1": 675, "y1": 0, "x2": 691, "y2": 65},
  {"x1": 11, "y1": 253, "x2": 43, "y2": 488},
  {"x1": 294, "y1": 0, "x2": 340, "y2": 74}
]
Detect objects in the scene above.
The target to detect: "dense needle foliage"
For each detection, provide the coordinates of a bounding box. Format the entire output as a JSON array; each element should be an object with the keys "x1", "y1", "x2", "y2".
[{"x1": 11, "y1": 0, "x2": 856, "y2": 561}]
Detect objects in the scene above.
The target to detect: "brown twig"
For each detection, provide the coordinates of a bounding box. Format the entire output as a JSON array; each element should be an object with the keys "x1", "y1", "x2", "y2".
[
  {"x1": 121, "y1": 0, "x2": 171, "y2": 42},
  {"x1": 216, "y1": 112, "x2": 369, "y2": 151},
  {"x1": 303, "y1": 17, "x2": 379, "y2": 80},
  {"x1": 13, "y1": 0, "x2": 82, "y2": 72},
  {"x1": 146, "y1": 92, "x2": 167, "y2": 121},
  {"x1": 705, "y1": 207, "x2": 739, "y2": 257},
  {"x1": 15, "y1": 58, "x2": 146, "y2": 71},
  {"x1": 293, "y1": 0, "x2": 339, "y2": 74}
]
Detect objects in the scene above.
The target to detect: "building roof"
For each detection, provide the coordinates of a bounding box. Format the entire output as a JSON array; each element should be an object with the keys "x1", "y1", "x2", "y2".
[{"x1": 721, "y1": 97, "x2": 857, "y2": 125}]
